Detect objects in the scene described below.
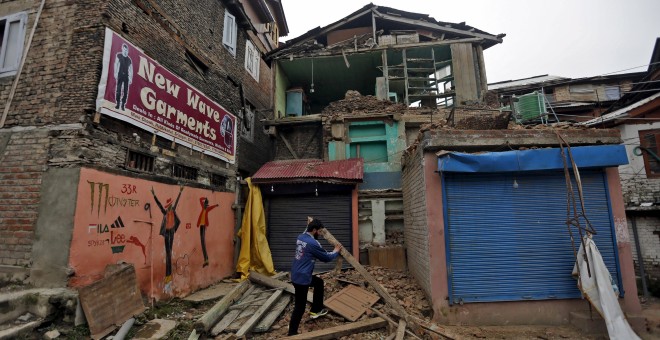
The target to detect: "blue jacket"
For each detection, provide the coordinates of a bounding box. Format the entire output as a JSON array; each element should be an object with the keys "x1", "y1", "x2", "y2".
[{"x1": 291, "y1": 232, "x2": 339, "y2": 285}]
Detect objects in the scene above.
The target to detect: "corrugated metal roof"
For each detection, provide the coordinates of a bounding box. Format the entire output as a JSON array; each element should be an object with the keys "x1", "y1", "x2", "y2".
[
  {"x1": 582, "y1": 91, "x2": 660, "y2": 126},
  {"x1": 251, "y1": 158, "x2": 364, "y2": 184},
  {"x1": 488, "y1": 75, "x2": 568, "y2": 90}
]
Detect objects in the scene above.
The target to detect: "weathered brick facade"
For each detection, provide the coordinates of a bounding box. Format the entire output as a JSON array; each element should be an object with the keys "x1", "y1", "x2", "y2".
[
  {"x1": 401, "y1": 145, "x2": 432, "y2": 299},
  {"x1": 273, "y1": 124, "x2": 323, "y2": 160},
  {"x1": 0, "y1": 0, "x2": 279, "y2": 277}
]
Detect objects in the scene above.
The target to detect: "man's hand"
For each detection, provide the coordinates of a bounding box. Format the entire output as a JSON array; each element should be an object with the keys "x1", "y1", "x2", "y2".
[{"x1": 333, "y1": 244, "x2": 342, "y2": 253}]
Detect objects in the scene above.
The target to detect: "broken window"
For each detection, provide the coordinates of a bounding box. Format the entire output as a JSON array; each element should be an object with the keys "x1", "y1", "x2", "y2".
[
  {"x1": 639, "y1": 129, "x2": 660, "y2": 179},
  {"x1": 240, "y1": 101, "x2": 255, "y2": 142},
  {"x1": 0, "y1": 12, "x2": 27, "y2": 77},
  {"x1": 172, "y1": 163, "x2": 198, "y2": 180},
  {"x1": 126, "y1": 150, "x2": 155, "y2": 172},
  {"x1": 244, "y1": 40, "x2": 260, "y2": 81},
  {"x1": 604, "y1": 86, "x2": 621, "y2": 100},
  {"x1": 223, "y1": 11, "x2": 237, "y2": 56}
]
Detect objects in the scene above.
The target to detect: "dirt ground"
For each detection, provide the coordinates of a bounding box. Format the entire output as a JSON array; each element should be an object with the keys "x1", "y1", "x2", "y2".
[{"x1": 15, "y1": 266, "x2": 660, "y2": 339}]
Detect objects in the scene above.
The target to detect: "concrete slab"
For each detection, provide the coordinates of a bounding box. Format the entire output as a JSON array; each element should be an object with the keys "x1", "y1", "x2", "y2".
[
  {"x1": 183, "y1": 282, "x2": 237, "y2": 303},
  {"x1": 132, "y1": 319, "x2": 178, "y2": 339}
]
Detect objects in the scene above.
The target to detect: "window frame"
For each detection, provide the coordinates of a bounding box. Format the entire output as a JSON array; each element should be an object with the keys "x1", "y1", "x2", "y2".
[
  {"x1": 244, "y1": 40, "x2": 260, "y2": 81},
  {"x1": 222, "y1": 11, "x2": 237, "y2": 57},
  {"x1": 639, "y1": 129, "x2": 660, "y2": 179},
  {"x1": 0, "y1": 12, "x2": 28, "y2": 77}
]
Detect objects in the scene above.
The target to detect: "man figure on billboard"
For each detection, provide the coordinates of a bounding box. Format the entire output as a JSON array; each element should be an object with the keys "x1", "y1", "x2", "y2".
[{"x1": 114, "y1": 43, "x2": 133, "y2": 111}]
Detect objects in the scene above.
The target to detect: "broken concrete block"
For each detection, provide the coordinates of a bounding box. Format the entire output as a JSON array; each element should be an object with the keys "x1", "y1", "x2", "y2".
[
  {"x1": 16, "y1": 313, "x2": 33, "y2": 323},
  {"x1": 44, "y1": 329, "x2": 60, "y2": 339}
]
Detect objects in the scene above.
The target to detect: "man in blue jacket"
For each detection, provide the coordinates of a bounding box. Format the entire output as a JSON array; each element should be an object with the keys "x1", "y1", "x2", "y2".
[{"x1": 288, "y1": 217, "x2": 342, "y2": 336}]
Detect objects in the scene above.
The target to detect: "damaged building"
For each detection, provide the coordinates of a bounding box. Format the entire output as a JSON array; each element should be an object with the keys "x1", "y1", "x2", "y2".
[
  {"x1": 0, "y1": 0, "x2": 287, "y2": 300},
  {"x1": 260, "y1": 4, "x2": 504, "y2": 268}
]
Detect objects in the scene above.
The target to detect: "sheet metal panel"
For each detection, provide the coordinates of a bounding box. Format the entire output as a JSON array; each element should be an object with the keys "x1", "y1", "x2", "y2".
[
  {"x1": 445, "y1": 170, "x2": 619, "y2": 304},
  {"x1": 267, "y1": 194, "x2": 352, "y2": 272}
]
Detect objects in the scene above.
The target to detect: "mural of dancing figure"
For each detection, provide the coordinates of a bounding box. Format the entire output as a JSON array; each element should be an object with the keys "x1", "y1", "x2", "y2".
[
  {"x1": 150, "y1": 185, "x2": 184, "y2": 287},
  {"x1": 197, "y1": 197, "x2": 219, "y2": 267}
]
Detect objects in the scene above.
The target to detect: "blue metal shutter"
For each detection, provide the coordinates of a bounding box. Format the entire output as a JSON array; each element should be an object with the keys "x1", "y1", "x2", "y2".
[
  {"x1": 267, "y1": 194, "x2": 352, "y2": 272},
  {"x1": 444, "y1": 170, "x2": 620, "y2": 304}
]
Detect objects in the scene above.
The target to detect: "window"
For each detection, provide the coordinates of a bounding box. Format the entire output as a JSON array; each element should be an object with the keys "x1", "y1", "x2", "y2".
[
  {"x1": 0, "y1": 12, "x2": 27, "y2": 77},
  {"x1": 569, "y1": 84, "x2": 594, "y2": 93},
  {"x1": 240, "y1": 101, "x2": 255, "y2": 142},
  {"x1": 211, "y1": 174, "x2": 227, "y2": 188},
  {"x1": 639, "y1": 129, "x2": 660, "y2": 178},
  {"x1": 605, "y1": 86, "x2": 621, "y2": 100},
  {"x1": 222, "y1": 11, "x2": 237, "y2": 56},
  {"x1": 126, "y1": 150, "x2": 155, "y2": 172},
  {"x1": 173, "y1": 163, "x2": 198, "y2": 180},
  {"x1": 347, "y1": 123, "x2": 389, "y2": 164},
  {"x1": 244, "y1": 40, "x2": 260, "y2": 81}
]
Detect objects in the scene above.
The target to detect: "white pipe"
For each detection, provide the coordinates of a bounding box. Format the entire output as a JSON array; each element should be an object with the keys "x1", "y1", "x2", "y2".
[{"x1": 113, "y1": 318, "x2": 135, "y2": 340}]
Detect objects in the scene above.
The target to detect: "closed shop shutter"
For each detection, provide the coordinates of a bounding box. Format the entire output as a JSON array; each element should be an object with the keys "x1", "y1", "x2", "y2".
[
  {"x1": 267, "y1": 194, "x2": 352, "y2": 272},
  {"x1": 444, "y1": 170, "x2": 620, "y2": 304}
]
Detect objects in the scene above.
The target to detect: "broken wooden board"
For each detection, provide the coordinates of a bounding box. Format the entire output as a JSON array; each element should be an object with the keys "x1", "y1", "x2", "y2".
[
  {"x1": 253, "y1": 294, "x2": 291, "y2": 333},
  {"x1": 183, "y1": 282, "x2": 237, "y2": 302},
  {"x1": 235, "y1": 289, "x2": 285, "y2": 337},
  {"x1": 226, "y1": 288, "x2": 270, "y2": 332},
  {"x1": 324, "y1": 284, "x2": 380, "y2": 321},
  {"x1": 283, "y1": 317, "x2": 387, "y2": 339},
  {"x1": 78, "y1": 263, "x2": 145, "y2": 340},
  {"x1": 132, "y1": 319, "x2": 178, "y2": 340}
]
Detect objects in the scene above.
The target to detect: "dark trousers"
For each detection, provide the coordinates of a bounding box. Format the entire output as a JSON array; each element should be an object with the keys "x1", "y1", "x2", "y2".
[
  {"x1": 200, "y1": 225, "x2": 208, "y2": 262},
  {"x1": 115, "y1": 75, "x2": 129, "y2": 108},
  {"x1": 288, "y1": 276, "x2": 324, "y2": 336},
  {"x1": 163, "y1": 229, "x2": 174, "y2": 277}
]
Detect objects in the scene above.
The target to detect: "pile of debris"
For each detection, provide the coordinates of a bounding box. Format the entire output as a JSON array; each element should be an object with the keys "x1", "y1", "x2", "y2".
[
  {"x1": 322, "y1": 91, "x2": 408, "y2": 117},
  {"x1": 192, "y1": 229, "x2": 450, "y2": 339}
]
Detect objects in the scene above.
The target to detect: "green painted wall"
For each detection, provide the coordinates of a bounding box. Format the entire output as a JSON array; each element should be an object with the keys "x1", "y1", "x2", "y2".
[
  {"x1": 341, "y1": 121, "x2": 405, "y2": 173},
  {"x1": 275, "y1": 62, "x2": 290, "y2": 119}
]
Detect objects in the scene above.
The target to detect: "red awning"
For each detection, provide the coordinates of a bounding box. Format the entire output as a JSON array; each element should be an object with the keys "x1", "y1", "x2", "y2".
[{"x1": 251, "y1": 158, "x2": 363, "y2": 184}]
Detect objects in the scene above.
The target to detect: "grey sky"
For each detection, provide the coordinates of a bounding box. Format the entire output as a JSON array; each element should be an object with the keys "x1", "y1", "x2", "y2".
[{"x1": 280, "y1": 0, "x2": 660, "y2": 83}]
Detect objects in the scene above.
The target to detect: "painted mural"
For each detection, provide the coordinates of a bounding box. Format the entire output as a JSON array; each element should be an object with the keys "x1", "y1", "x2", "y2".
[{"x1": 68, "y1": 168, "x2": 235, "y2": 300}]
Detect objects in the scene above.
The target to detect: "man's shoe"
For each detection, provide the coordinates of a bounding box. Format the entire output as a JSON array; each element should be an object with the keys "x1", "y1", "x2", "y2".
[{"x1": 309, "y1": 309, "x2": 328, "y2": 319}]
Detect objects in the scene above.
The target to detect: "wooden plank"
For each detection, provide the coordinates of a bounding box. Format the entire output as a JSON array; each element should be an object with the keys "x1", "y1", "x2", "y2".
[
  {"x1": 210, "y1": 286, "x2": 258, "y2": 336},
  {"x1": 320, "y1": 229, "x2": 419, "y2": 333},
  {"x1": 395, "y1": 320, "x2": 406, "y2": 340},
  {"x1": 235, "y1": 289, "x2": 285, "y2": 337},
  {"x1": 78, "y1": 264, "x2": 146, "y2": 340},
  {"x1": 324, "y1": 285, "x2": 379, "y2": 321},
  {"x1": 283, "y1": 317, "x2": 387, "y2": 340},
  {"x1": 367, "y1": 307, "x2": 422, "y2": 340},
  {"x1": 249, "y1": 271, "x2": 314, "y2": 303},
  {"x1": 253, "y1": 294, "x2": 291, "y2": 333},
  {"x1": 226, "y1": 289, "x2": 268, "y2": 332},
  {"x1": 194, "y1": 280, "x2": 250, "y2": 332}
]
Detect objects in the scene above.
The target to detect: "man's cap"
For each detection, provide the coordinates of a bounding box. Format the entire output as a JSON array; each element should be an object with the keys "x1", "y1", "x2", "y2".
[{"x1": 307, "y1": 218, "x2": 324, "y2": 231}]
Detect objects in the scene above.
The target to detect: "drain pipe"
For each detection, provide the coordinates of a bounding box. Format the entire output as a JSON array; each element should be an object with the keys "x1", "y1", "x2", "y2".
[
  {"x1": 0, "y1": 0, "x2": 46, "y2": 128},
  {"x1": 630, "y1": 215, "x2": 649, "y2": 298}
]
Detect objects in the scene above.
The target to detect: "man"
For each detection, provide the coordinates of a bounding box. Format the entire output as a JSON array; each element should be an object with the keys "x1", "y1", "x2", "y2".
[
  {"x1": 114, "y1": 43, "x2": 133, "y2": 111},
  {"x1": 288, "y1": 217, "x2": 342, "y2": 336},
  {"x1": 150, "y1": 185, "x2": 184, "y2": 288}
]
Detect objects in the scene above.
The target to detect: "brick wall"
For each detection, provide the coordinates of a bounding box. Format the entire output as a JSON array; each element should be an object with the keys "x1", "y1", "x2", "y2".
[
  {"x1": 401, "y1": 146, "x2": 432, "y2": 298},
  {"x1": 274, "y1": 124, "x2": 323, "y2": 160},
  {"x1": 0, "y1": 130, "x2": 50, "y2": 266},
  {"x1": 628, "y1": 215, "x2": 660, "y2": 281}
]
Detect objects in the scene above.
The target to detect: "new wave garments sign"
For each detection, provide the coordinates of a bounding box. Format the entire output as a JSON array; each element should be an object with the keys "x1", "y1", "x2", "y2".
[{"x1": 96, "y1": 28, "x2": 237, "y2": 163}]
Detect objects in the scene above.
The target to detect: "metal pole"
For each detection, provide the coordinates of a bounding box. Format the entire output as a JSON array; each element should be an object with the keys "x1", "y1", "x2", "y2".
[{"x1": 631, "y1": 215, "x2": 649, "y2": 298}]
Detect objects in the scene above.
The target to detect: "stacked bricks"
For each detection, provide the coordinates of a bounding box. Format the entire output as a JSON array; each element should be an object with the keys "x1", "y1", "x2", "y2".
[{"x1": 0, "y1": 130, "x2": 50, "y2": 266}]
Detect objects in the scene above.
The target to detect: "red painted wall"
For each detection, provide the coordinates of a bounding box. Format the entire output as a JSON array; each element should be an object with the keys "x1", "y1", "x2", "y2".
[{"x1": 68, "y1": 168, "x2": 235, "y2": 300}]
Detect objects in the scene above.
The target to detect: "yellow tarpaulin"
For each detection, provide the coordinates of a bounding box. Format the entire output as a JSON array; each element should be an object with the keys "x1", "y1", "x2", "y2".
[{"x1": 236, "y1": 177, "x2": 275, "y2": 280}]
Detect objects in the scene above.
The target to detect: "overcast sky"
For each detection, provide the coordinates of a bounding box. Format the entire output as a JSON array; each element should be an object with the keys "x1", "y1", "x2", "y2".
[{"x1": 280, "y1": 0, "x2": 660, "y2": 83}]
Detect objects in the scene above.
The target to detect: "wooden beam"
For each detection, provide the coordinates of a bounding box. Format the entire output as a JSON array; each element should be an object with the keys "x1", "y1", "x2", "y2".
[
  {"x1": 279, "y1": 133, "x2": 300, "y2": 159},
  {"x1": 320, "y1": 229, "x2": 419, "y2": 333},
  {"x1": 253, "y1": 294, "x2": 291, "y2": 333},
  {"x1": 194, "y1": 280, "x2": 250, "y2": 332},
  {"x1": 283, "y1": 317, "x2": 387, "y2": 340},
  {"x1": 373, "y1": 11, "x2": 502, "y2": 43},
  {"x1": 262, "y1": 114, "x2": 323, "y2": 126},
  {"x1": 395, "y1": 320, "x2": 406, "y2": 340},
  {"x1": 367, "y1": 307, "x2": 421, "y2": 340},
  {"x1": 235, "y1": 289, "x2": 285, "y2": 337},
  {"x1": 211, "y1": 286, "x2": 258, "y2": 336},
  {"x1": 249, "y1": 271, "x2": 313, "y2": 303}
]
